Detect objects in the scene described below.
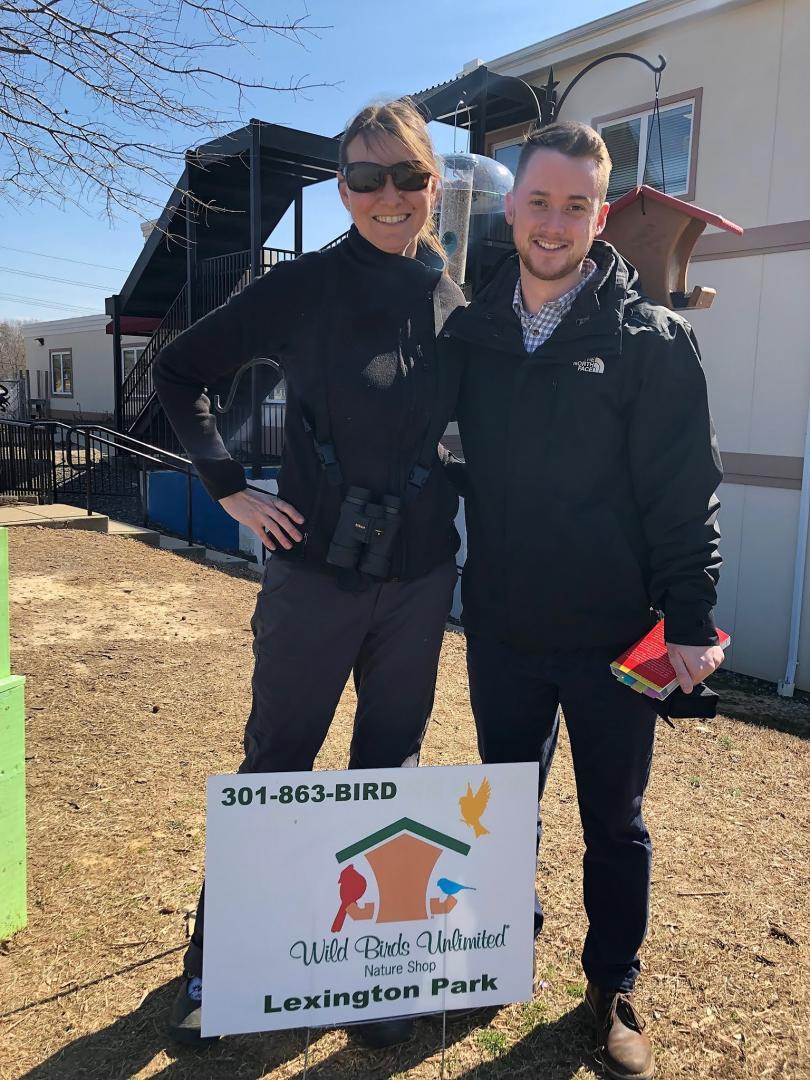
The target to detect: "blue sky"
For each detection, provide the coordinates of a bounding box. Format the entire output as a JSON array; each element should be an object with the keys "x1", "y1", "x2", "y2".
[{"x1": 0, "y1": 0, "x2": 629, "y2": 323}]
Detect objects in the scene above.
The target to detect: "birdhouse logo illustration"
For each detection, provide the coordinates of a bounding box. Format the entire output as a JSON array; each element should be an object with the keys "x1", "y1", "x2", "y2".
[{"x1": 330, "y1": 816, "x2": 476, "y2": 930}]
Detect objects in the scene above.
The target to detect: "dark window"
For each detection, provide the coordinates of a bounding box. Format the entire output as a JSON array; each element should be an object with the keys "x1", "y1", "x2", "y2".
[{"x1": 492, "y1": 141, "x2": 522, "y2": 177}]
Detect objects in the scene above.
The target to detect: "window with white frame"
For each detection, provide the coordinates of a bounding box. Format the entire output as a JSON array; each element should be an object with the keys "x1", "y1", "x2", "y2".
[
  {"x1": 121, "y1": 345, "x2": 145, "y2": 380},
  {"x1": 597, "y1": 96, "x2": 697, "y2": 203},
  {"x1": 50, "y1": 350, "x2": 73, "y2": 396}
]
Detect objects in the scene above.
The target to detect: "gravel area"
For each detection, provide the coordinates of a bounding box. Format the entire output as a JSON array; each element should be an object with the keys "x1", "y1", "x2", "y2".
[{"x1": 0, "y1": 529, "x2": 807, "y2": 1080}]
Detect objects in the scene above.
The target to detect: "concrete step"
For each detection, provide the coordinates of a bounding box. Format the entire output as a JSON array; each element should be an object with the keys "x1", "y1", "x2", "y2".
[
  {"x1": 204, "y1": 548, "x2": 249, "y2": 569},
  {"x1": 106, "y1": 520, "x2": 161, "y2": 546},
  {"x1": 158, "y1": 535, "x2": 207, "y2": 560},
  {"x1": 0, "y1": 503, "x2": 108, "y2": 531}
]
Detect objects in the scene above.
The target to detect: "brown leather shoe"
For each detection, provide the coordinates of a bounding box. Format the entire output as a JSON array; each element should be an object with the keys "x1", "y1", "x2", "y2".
[{"x1": 586, "y1": 982, "x2": 654, "y2": 1080}]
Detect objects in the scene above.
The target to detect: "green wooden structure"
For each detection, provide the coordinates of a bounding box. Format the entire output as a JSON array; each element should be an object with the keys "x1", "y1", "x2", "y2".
[{"x1": 0, "y1": 528, "x2": 26, "y2": 939}]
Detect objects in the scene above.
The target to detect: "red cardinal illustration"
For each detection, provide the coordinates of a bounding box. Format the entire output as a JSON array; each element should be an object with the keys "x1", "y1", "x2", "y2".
[{"x1": 331, "y1": 863, "x2": 367, "y2": 933}]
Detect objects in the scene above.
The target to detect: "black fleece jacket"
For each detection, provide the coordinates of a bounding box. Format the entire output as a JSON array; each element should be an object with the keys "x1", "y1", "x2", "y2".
[
  {"x1": 153, "y1": 227, "x2": 466, "y2": 580},
  {"x1": 445, "y1": 240, "x2": 723, "y2": 652}
]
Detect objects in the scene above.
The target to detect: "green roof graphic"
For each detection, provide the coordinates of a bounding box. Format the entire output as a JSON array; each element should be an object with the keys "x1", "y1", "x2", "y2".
[{"x1": 335, "y1": 817, "x2": 471, "y2": 863}]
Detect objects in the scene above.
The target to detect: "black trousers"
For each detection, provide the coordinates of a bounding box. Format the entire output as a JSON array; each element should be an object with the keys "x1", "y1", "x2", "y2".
[
  {"x1": 466, "y1": 633, "x2": 657, "y2": 994},
  {"x1": 184, "y1": 556, "x2": 458, "y2": 976}
]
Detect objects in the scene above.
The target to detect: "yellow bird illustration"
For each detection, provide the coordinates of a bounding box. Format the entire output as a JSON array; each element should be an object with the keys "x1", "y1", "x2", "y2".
[{"x1": 459, "y1": 777, "x2": 491, "y2": 838}]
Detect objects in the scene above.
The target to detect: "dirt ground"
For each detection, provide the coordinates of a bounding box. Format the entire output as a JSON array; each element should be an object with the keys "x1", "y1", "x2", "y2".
[{"x1": 0, "y1": 529, "x2": 808, "y2": 1080}]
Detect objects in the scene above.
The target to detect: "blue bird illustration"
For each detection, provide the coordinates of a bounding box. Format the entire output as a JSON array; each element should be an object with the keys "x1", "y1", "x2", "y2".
[{"x1": 436, "y1": 877, "x2": 476, "y2": 897}]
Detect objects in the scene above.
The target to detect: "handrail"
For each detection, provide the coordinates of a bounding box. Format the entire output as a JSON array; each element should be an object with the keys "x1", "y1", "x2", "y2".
[
  {"x1": 118, "y1": 235, "x2": 343, "y2": 444},
  {"x1": 37, "y1": 416, "x2": 273, "y2": 493},
  {"x1": 321, "y1": 231, "x2": 349, "y2": 250},
  {"x1": 0, "y1": 417, "x2": 197, "y2": 544},
  {"x1": 119, "y1": 284, "x2": 189, "y2": 433},
  {"x1": 1, "y1": 417, "x2": 193, "y2": 470},
  {"x1": 65, "y1": 429, "x2": 191, "y2": 474}
]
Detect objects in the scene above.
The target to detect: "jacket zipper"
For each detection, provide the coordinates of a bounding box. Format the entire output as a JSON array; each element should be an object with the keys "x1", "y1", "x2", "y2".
[
  {"x1": 502, "y1": 365, "x2": 560, "y2": 639},
  {"x1": 546, "y1": 374, "x2": 559, "y2": 449}
]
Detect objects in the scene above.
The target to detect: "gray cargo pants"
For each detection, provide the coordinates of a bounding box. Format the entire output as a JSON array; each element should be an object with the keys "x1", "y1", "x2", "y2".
[{"x1": 184, "y1": 554, "x2": 458, "y2": 975}]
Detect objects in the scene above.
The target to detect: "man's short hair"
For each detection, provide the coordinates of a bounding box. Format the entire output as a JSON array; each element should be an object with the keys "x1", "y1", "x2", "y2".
[{"x1": 514, "y1": 121, "x2": 612, "y2": 202}]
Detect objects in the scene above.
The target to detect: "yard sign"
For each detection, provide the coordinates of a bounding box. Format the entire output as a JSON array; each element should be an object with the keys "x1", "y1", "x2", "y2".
[{"x1": 202, "y1": 762, "x2": 538, "y2": 1037}]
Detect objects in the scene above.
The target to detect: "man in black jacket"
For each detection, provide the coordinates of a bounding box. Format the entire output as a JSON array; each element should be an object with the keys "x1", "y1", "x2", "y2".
[{"x1": 445, "y1": 122, "x2": 725, "y2": 1080}]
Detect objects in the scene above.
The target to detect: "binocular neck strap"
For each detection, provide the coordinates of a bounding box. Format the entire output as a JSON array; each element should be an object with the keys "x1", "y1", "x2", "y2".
[{"x1": 297, "y1": 256, "x2": 343, "y2": 487}]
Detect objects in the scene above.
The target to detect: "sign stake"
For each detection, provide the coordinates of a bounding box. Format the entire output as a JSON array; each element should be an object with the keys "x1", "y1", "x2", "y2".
[
  {"x1": 440, "y1": 1009, "x2": 447, "y2": 1079},
  {"x1": 302, "y1": 1026, "x2": 311, "y2": 1079}
]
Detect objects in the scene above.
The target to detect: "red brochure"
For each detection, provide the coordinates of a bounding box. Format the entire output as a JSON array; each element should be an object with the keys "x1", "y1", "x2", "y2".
[{"x1": 611, "y1": 619, "x2": 730, "y2": 700}]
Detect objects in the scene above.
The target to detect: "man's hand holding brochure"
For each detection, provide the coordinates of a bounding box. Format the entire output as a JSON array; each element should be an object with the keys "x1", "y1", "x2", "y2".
[{"x1": 612, "y1": 619, "x2": 730, "y2": 701}]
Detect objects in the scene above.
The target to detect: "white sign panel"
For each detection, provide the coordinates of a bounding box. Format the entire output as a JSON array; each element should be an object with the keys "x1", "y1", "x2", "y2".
[{"x1": 202, "y1": 763, "x2": 539, "y2": 1037}]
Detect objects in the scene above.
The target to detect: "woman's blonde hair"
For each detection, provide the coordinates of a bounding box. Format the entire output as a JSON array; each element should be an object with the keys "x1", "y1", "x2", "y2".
[{"x1": 339, "y1": 98, "x2": 445, "y2": 264}]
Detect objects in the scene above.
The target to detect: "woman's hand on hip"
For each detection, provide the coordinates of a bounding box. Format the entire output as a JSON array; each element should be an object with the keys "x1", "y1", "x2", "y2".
[{"x1": 219, "y1": 489, "x2": 304, "y2": 551}]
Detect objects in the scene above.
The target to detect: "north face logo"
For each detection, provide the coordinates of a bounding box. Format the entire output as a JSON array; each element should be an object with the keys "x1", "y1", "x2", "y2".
[{"x1": 573, "y1": 357, "x2": 605, "y2": 374}]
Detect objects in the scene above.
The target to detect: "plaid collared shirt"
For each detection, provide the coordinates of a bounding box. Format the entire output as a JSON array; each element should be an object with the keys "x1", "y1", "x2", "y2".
[{"x1": 513, "y1": 258, "x2": 598, "y2": 353}]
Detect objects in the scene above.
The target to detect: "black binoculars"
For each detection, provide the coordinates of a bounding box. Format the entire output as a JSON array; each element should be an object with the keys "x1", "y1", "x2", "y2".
[{"x1": 327, "y1": 486, "x2": 402, "y2": 579}]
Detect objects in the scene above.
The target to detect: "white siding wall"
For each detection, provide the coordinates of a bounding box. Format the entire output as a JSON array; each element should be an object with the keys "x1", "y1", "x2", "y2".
[
  {"x1": 691, "y1": 250, "x2": 810, "y2": 688},
  {"x1": 489, "y1": 0, "x2": 810, "y2": 687},
  {"x1": 24, "y1": 317, "x2": 148, "y2": 419}
]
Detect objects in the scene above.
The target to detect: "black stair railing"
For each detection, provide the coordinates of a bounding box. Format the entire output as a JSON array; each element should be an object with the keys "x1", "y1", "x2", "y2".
[
  {"x1": 0, "y1": 418, "x2": 54, "y2": 501},
  {"x1": 196, "y1": 244, "x2": 300, "y2": 313},
  {"x1": 119, "y1": 236, "x2": 346, "y2": 446},
  {"x1": 197, "y1": 249, "x2": 251, "y2": 312},
  {"x1": 120, "y1": 284, "x2": 189, "y2": 432},
  {"x1": 0, "y1": 417, "x2": 199, "y2": 544},
  {"x1": 321, "y1": 230, "x2": 349, "y2": 250}
]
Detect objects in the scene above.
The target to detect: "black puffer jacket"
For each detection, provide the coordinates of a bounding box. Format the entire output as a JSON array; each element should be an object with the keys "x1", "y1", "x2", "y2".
[
  {"x1": 445, "y1": 240, "x2": 723, "y2": 651},
  {"x1": 154, "y1": 227, "x2": 466, "y2": 580}
]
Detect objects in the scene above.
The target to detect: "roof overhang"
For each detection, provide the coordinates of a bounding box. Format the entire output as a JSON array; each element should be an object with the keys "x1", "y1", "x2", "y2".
[
  {"x1": 413, "y1": 65, "x2": 541, "y2": 136},
  {"x1": 109, "y1": 121, "x2": 340, "y2": 319}
]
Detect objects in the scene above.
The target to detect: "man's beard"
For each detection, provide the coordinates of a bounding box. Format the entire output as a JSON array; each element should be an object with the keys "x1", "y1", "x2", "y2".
[{"x1": 515, "y1": 234, "x2": 586, "y2": 282}]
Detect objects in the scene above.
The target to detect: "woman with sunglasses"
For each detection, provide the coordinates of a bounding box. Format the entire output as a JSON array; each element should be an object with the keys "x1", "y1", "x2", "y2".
[{"x1": 154, "y1": 99, "x2": 465, "y2": 1050}]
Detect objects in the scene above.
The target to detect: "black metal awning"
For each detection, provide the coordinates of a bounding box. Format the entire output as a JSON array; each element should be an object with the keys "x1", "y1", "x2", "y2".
[
  {"x1": 413, "y1": 65, "x2": 540, "y2": 151},
  {"x1": 112, "y1": 121, "x2": 340, "y2": 318}
]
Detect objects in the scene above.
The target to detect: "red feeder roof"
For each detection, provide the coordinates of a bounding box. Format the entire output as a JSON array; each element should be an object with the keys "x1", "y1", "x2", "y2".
[{"x1": 607, "y1": 185, "x2": 744, "y2": 236}]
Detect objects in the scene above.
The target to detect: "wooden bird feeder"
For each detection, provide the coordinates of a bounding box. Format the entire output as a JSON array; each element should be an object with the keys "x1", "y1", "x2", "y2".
[{"x1": 601, "y1": 185, "x2": 743, "y2": 311}]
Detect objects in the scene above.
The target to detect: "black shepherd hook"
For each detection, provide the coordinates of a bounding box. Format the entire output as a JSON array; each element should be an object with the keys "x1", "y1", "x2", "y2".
[
  {"x1": 213, "y1": 358, "x2": 281, "y2": 414},
  {"x1": 551, "y1": 53, "x2": 667, "y2": 122}
]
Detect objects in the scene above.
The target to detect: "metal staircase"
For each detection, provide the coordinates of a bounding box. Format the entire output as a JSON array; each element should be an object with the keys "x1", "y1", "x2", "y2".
[
  {"x1": 120, "y1": 236, "x2": 348, "y2": 461},
  {"x1": 120, "y1": 245, "x2": 300, "y2": 455}
]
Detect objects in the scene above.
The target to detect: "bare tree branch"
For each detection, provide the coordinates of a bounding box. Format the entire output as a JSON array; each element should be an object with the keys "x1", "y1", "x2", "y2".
[
  {"x1": 0, "y1": 0, "x2": 333, "y2": 217},
  {"x1": 0, "y1": 319, "x2": 25, "y2": 377}
]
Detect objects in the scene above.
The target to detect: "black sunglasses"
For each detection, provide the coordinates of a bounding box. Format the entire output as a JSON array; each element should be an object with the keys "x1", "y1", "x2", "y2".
[{"x1": 341, "y1": 160, "x2": 433, "y2": 194}]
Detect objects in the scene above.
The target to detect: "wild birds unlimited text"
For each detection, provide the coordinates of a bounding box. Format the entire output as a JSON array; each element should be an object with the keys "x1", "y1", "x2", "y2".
[{"x1": 290, "y1": 924, "x2": 511, "y2": 972}]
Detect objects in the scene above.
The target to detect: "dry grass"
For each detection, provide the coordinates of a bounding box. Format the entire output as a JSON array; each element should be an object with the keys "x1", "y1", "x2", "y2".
[{"x1": 0, "y1": 529, "x2": 808, "y2": 1080}]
